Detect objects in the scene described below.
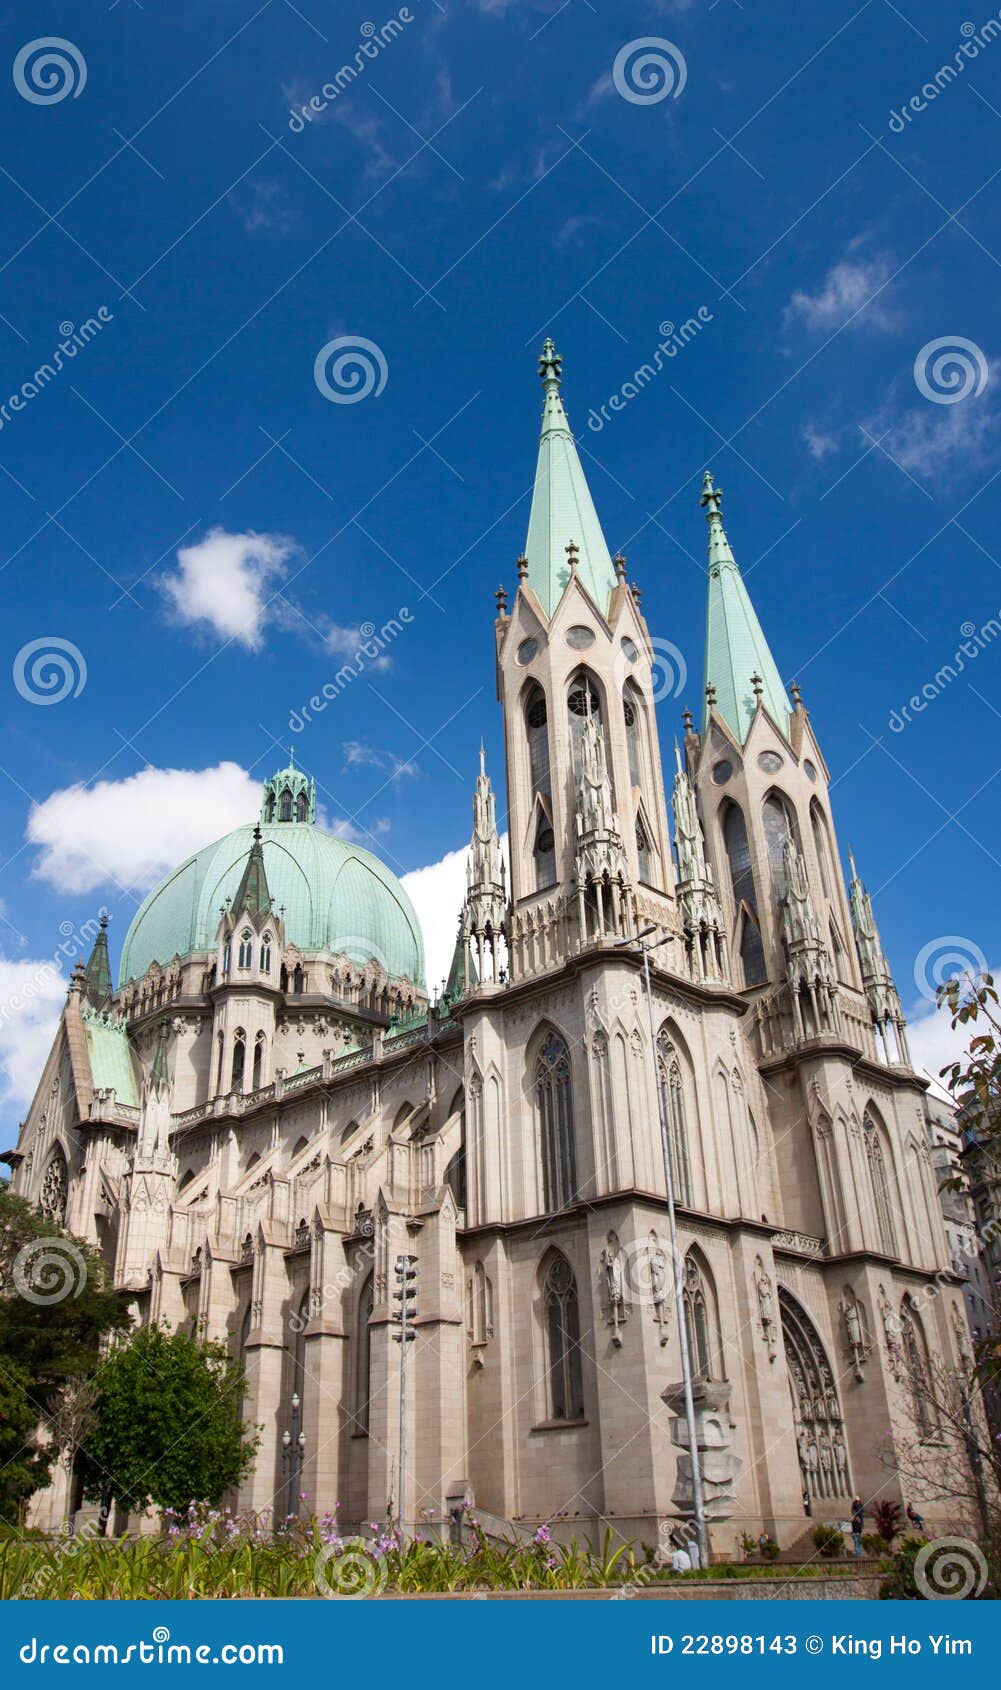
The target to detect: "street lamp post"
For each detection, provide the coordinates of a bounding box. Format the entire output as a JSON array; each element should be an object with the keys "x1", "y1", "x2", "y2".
[
  {"x1": 281, "y1": 1392, "x2": 305, "y2": 1520},
  {"x1": 392, "y1": 1253, "x2": 418, "y2": 1540},
  {"x1": 617, "y1": 922, "x2": 710, "y2": 1568}
]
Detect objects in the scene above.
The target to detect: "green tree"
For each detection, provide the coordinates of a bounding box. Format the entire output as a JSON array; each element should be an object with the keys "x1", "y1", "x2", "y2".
[
  {"x1": 0, "y1": 1187, "x2": 129, "y2": 1521},
  {"x1": 83, "y1": 1325, "x2": 258, "y2": 1517}
]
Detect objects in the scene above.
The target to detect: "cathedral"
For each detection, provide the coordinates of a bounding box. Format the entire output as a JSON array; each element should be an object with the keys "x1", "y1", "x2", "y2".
[{"x1": 10, "y1": 340, "x2": 969, "y2": 1554}]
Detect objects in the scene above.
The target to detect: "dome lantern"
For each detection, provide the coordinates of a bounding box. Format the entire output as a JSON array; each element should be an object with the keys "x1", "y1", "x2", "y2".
[{"x1": 261, "y1": 749, "x2": 316, "y2": 826}]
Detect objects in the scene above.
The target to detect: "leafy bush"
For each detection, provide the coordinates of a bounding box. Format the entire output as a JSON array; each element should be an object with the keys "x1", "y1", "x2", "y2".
[{"x1": 811, "y1": 1523, "x2": 845, "y2": 1558}]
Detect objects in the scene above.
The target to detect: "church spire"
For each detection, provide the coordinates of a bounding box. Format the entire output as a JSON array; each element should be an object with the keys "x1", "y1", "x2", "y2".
[
  {"x1": 232, "y1": 826, "x2": 273, "y2": 923},
  {"x1": 701, "y1": 471, "x2": 790, "y2": 743},
  {"x1": 523, "y1": 340, "x2": 617, "y2": 617},
  {"x1": 82, "y1": 913, "x2": 112, "y2": 1009},
  {"x1": 671, "y1": 752, "x2": 727, "y2": 983},
  {"x1": 847, "y1": 850, "x2": 910, "y2": 1065},
  {"x1": 459, "y1": 750, "x2": 508, "y2": 986}
]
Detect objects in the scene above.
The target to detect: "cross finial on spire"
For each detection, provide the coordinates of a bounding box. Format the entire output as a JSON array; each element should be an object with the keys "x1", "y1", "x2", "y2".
[
  {"x1": 539, "y1": 337, "x2": 562, "y2": 390},
  {"x1": 287, "y1": 746, "x2": 296, "y2": 769},
  {"x1": 700, "y1": 469, "x2": 723, "y2": 519},
  {"x1": 479, "y1": 740, "x2": 486, "y2": 778}
]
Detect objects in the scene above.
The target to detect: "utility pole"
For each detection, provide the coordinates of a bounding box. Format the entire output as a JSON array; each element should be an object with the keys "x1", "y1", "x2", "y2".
[
  {"x1": 392, "y1": 1253, "x2": 418, "y2": 1539},
  {"x1": 617, "y1": 923, "x2": 709, "y2": 1568}
]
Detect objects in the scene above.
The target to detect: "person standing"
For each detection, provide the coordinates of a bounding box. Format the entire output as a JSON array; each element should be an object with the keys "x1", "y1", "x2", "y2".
[{"x1": 850, "y1": 1497, "x2": 865, "y2": 1558}]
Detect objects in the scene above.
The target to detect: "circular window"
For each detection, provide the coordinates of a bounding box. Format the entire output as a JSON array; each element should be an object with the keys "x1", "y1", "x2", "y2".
[
  {"x1": 517, "y1": 637, "x2": 538, "y2": 665},
  {"x1": 712, "y1": 759, "x2": 733, "y2": 785},
  {"x1": 568, "y1": 682, "x2": 599, "y2": 717},
  {"x1": 803, "y1": 759, "x2": 817, "y2": 782},
  {"x1": 566, "y1": 625, "x2": 595, "y2": 650},
  {"x1": 620, "y1": 636, "x2": 638, "y2": 662},
  {"x1": 757, "y1": 751, "x2": 783, "y2": 773},
  {"x1": 526, "y1": 696, "x2": 547, "y2": 729}
]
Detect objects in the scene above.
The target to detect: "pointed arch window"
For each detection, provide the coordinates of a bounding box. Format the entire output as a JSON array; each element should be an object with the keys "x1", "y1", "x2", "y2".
[
  {"x1": 40, "y1": 1145, "x2": 68, "y2": 1224},
  {"x1": 779, "y1": 1285, "x2": 851, "y2": 1500},
  {"x1": 683, "y1": 1249, "x2": 722, "y2": 1380},
  {"x1": 635, "y1": 813, "x2": 653, "y2": 884},
  {"x1": 534, "y1": 819, "x2": 556, "y2": 891},
  {"x1": 231, "y1": 1029, "x2": 246, "y2": 1093},
  {"x1": 810, "y1": 800, "x2": 833, "y2": 900},
  {"x1": 900, "y1": 1296, "x2": 937, "y2": 1438},
  {"x1": 567, "y1": 673, "x2": 604, "y2": 775},
  {"x1": 525, "y1": 685, "x2": 551, "y2": 800},
  {"x1": 222, "y1": 938, "x2": 231, "y2": 975},
  {"x1": 238, "y1": 929, "x2": 253, "y2": 970},
  {"x1": 260, "y1": 934, "x2": 272, "y2": 974},
  {"x1": 762, "y1": 791, "x2": 799, "y2": 895},
  {"x1": 264, "y1": 792, "x2": 276, "y2": 823},
  {"x1": 829, "y1": 917, "x2": 849, "y2": 985},
  {"x1": 252, "y1": 1031, "x2": 266, "y2": 1091},
  {"x1": 864, "y1": 1112, "x2": 898, "y2": 1256},
  {"x1": 657, "y1": 1033, "x2": 693, "y2": 1205},
  {"x1": 356, "y1": 1272, "x2": 374, "y2": 1433},
  {"x1": 278, "y1": 787, "x2": 293, "y2": 822},
  {"x1": 722, "y1": 802, "x2": 766, "y2": 986},
  {"x1": 536, "y1": 1031, "x2": 577, "y2": 1211},
  {"x1": 295, "y1": 790, "x2": 309, "y2": 822},
  {"x1": 292, "y1": 964, "x2": 304, "y2": 995},
  {"x1": 542, "y1": 1253, "x2": 584, "y2": 1421},
  {"x1": 216, "y1": 1030, "x2": 225, "y2": 1093}
]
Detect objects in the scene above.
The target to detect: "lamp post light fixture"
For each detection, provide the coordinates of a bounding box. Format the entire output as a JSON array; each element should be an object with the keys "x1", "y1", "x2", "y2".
[
  {"x1": 616, "y1": 921, "x2": 709, "y2": 1569},
  {"x1": 392, "y1": 1253, "x2": 418, "y2": 1540},
  {"x1": 281, "y1": 1391, "x2": 306, "y2": 1519}
]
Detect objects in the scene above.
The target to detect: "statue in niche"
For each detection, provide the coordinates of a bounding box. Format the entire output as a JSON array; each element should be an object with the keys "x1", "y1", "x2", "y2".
[{"x1": 600, "y1": 1232, "x2": 625, "y2": 1346}]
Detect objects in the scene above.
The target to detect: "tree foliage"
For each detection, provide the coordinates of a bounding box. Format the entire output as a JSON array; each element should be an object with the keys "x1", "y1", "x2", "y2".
[
  {"x1": 82, "y1": 1325, "x2": 257, "y2": 1517},
  {"x1": 0, "y1": 1187, "x2": 129, "y2": 1521}
]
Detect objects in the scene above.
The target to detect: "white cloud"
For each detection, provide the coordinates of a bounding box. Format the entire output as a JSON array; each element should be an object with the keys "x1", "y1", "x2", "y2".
[
  {"x1": 803, "y1": 421, "x2": 839, "y2": 461},
  {"x1": 862, "y1": 390, "x2": 998, "y2": 481},
  {"x1": 402, "y1": 834, "x2": 509, "y2": 993},
  {"x1": 0, "y1": 958, "x2": 68, "y2": 1114},
  {"x1": 28, "y1": 762, "x2": 262, "y2": 896},
  {"x1": 159, "y1": 528, "x2": 296, "y2": 650},
  {"x1": 786, "y1": 255, "x2": 896, "y2": 336},
  {"x1": 342, "y1": 742, "x2": 418, "y2": 780},
  {"x1": 905, "y1": 978, "x2": 997, "y2": 1105}
]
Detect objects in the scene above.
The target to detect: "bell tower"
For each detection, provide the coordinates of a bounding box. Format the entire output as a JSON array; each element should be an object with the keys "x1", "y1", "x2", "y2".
[{"x1": 496, "y1": 340, "x2": 677, "y2": 980}]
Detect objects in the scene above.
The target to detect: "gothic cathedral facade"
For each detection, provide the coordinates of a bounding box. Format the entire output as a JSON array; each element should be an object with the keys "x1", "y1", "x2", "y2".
[{"x1": 9, "y1": 342, "x2": 968, "y2": 1553}]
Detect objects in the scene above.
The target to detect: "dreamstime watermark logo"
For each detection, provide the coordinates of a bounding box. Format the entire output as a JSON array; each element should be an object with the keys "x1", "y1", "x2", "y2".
[
  {"x1": 888, "y1": 16, "x2": 1001, "y2": 133},
  {"x1": 314, "y1": 1538, "x2": 388, "y2": 1598},
  {"x1": 614, "y1": 634, "x2": 687, "y2": 703},
  {"x1": 914, "y1": 1536, "x2": 988, "y2": 1599},
  {"x1": 13, "y1": 638, "x2": 87, "y2": 706},
  {"x1": 914, "y1": 336, "x2": 989, "y2": 404},
  {"x1": 289, "y1": 609, "x2": 413, "y2": 732},
  {"x1": 314, "y1": 336, "x2": 388, "y2": 404},
  {"x1": 612, "y1": 38, "x2": 687, "y2": 105},
  {"x1": 587, "y1": 311, "x2": 713, "y2": 432},
  {"x1": 13, "y1": 637, "x2": 87, "y2": 707},
  {"x1": 913, "y1": 935, "x2": 987, "y2": 1003},
  {"x1": 13, "y1": 1237, "x2": 87, "y2": 1305},
  {"x1": 288, "y1": 10, "x2": 415, "y2": 131},
  {"x1": 888, "y1": 610, "x2": 1001, "y2": 731},
  {"x1": 0, "y1": 311, "x2": 113, "y2": 433},
  {"x1": 13, "y1": 37, "x2": 87, "y2": 105}
]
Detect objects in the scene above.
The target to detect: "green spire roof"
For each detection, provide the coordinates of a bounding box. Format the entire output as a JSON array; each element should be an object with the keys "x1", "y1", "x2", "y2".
[
  {"x1": 701, "y1": 472, "x2": 790, "y2": 743},
  {"x1": 82, "y1": 913, "x2": 112, "y2": 1008},
  {"x1": 523, "y1": 339, "x2": 617, "y2": 617},
  {"x1": 231, "y1": 825, "x2": 273, "y2": 920}
]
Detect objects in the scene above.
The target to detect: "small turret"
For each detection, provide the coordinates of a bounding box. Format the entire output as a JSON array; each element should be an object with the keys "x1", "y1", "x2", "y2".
[
  {"x1": 81, "y1": 913, "x2": 112, "y2": 1009},
  {"x1": 671, "y1": 745, "x2": 727, "y2": 983},
  {"x1": 459, "y1": 747, "x2": 508, "y2": 986},
  {"x1": 848, "y1": 850, "x2": 910, "y2": 1065},
  {"x1": 261, "y1": 750, "x2": 316, "y2": 825}
]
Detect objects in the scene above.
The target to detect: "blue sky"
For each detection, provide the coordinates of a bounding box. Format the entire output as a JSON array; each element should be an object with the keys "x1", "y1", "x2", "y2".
[{"x1": 0, "y1": 0, "x2": 998, "y2": 1134}]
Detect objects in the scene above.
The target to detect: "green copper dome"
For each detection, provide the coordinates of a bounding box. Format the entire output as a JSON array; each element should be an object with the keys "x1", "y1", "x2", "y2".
[{"x1": 118, "y1": 769, "x2": 425, "y2": 989}]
